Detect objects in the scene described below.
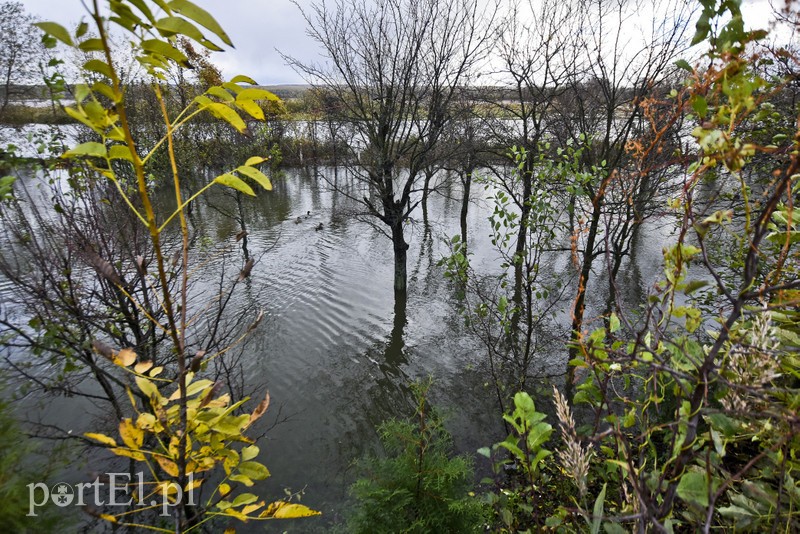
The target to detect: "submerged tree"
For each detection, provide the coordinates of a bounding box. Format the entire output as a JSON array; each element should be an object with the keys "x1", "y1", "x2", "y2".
[
  {"x1": 555, "y1": 0, "x2": 695, "y2": 367},
  {"x1": 0, "y1": 2, "x2": 45, "y2": 116},
  {"x1": 286, "y1": 0, "x2": 495, "y2": 297},
  {"x1": 479, "y1": 1, "x2": 800, "y2": 530},
  {"x1": 0, "y1": 0, "x2": 320, "y2": 531}
]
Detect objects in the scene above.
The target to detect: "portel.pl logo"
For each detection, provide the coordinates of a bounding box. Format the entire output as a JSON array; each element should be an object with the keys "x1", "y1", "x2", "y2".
[{"x1": 28, "y1": 473, "x2": 196, "y2": 517}]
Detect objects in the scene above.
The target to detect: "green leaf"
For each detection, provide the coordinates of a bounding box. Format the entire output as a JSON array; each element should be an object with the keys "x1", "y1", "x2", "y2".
[
  {"x1": 237, "y1": 461, "x2": 270, "y2": 480},
  {"x1": 241, "y1": 445, "x2": 259, "y2": 461},
  {"x1": 683, "y1": 279, "x2": 709, "y2": 295},
  {"x1": 0, "y1": 175, "x2": 15, "y2": 199},
  {"x1": 692, "y1": 14, "x2": 711, "y2": 46},
  {"x1": 215, "y1": 173, "x2": 255, "y2": 196},
  {"x1": 604, "y1": 524, "x2": 627, "y2": 534},
  {"x1": 236, "y1": 166, "x2": 272, "y2": 190},
  {"x1": 109, "y1": 145, "x2": 134, "y2": 162},
  {"x1": 63, "y1": 107, "x2": 101, "y2": 133},
  {"x1": 156, "y1": 16, "x2": 223, "y2": 51},
  {"x1": 609, "y1": 312, "x2": 620, "y2": 333},
  {"x1": 675, "y1": 59, "x2": 692, "y2": 72},
  {"x1": 83, "y1": 59, "x2": 113, "y2": 79},
  {"x1": 591, "y1": 483, "x2": 607, "y2": 534},
  {"x1": 78, "y1": 38, "x2": 104, "y2": 52},
  {"x1": 676, "y1": 471, "x2": 709, "y2": 507},
  {"x1": 128, "y1": 0, "x2": 158, "y2": 25},
  {"x1": 34, "y1": 22, "x2": 74, "y2": 46},
  {"x1": 92, "y1": 82, "x2": 120, "y2": 102},
  {"x1": 232, "y1": 493, "x2": 258, "y2": 507},
  {"x1": 692, "y1": 95, "x2": 708, "y2": 118},
  {"x1": 63, "y1": 142, "x2": 107, "y2": 158},
  {"x1": 185, "y1": 379, "x2": 214, "y2": 397},
  {"x1": 141, "y1": 39, "x2": 190, "y2": 66},
  {"x1": 169, "y1": 0, "x2": 233, "y2": 46}
]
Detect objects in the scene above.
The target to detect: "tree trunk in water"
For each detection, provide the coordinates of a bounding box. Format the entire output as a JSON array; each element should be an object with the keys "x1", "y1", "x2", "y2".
[
  {"x1": 460, "y1": 169, "x2": 472, "y2": 249},
  {"x1": 567, "y1": 201, "x2": 602, "y2": 394},
  {"x1": 392, "y1": 221, "x2": 409, "y2": 296},
  {"x1": 512, "y1": 160, "x2": 533, "y2": 329},
  {"x1": 421, "y1": 169, "x2": 433, "y2": 226}
]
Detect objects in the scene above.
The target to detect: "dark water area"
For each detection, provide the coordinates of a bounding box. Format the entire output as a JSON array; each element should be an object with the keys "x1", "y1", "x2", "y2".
[
  {"x1": 191, "y1": 167, "x2": 509, "y2": 530},
  {"x1": 1, "y1": 164, "x2": 677, "y2": 531}
]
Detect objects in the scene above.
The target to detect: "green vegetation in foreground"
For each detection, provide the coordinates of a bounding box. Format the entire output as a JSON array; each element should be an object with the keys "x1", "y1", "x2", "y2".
[
  {"x1": 0, "y1": 394, "x2": 67, "y2": 533},
  {"x1": 347, "y1": 381, "x2": 487, "y2": 534}
]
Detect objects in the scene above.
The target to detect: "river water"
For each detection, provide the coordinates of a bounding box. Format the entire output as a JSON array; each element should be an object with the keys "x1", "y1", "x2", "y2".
[
  {"x1": 2, "y1": 163, "x2": 675, "y2": 531},
  {"x1": 196, "y1": 167, "x2": 510, "y2": 530}
]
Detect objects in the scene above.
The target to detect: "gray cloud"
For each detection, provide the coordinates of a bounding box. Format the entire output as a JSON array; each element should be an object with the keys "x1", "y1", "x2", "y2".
[
  {"x1": 23, "y1": 0, "x2": 317, "y2": 84},
  {"x1": 20, "y1": 0, "x2": 781, "y2": 87}
]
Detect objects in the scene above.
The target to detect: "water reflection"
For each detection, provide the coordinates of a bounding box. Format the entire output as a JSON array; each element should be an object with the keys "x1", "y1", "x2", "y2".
[{"x1": 1, "y1": 164, "x2": 673, "y2": 532}]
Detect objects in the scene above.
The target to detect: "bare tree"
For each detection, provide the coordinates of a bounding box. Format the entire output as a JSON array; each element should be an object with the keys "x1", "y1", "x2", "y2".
[
  {"x1": 486, "y1": 0, "x2": 580, "y2": 324},
  {"x1": 551, "y1": 0, "x2": 695, "y2": 370},
  {"x1": 286, "y1": 0, "x2": 495, "y2": 297},
  {"x1": 0, "y1": 2, "x2": 44, "y2": 115}
]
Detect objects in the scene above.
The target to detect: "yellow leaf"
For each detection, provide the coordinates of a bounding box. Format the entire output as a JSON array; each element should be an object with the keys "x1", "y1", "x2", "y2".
[
  {"x1": 235, "y1": 99, "x2": 264, "y2": 120},
  {"x1": 228, "y1": 474, "x2": 253, "y2": 487},
  {"x1": 186, "y1": 379, "x2": 215, "y2": 398},
  {"x1": 204, "y1": 393, "x2": 231, "y2": 408},
  {"x1": 110, "y1": 447, "x2": 145, "y2": 461},
  {"x1": 230, "y1": 74, "x2": 257, "y2": 85},
  {"x1": 85, "y1": 432, "x2": 117, "y2": 447},
  {"x1": 156, "y1": 455, "x2": 180, "y2": 477},
  {"x1": 219, "y1": 482, "x2": 231, "y2": 496},
  {"x1": 113, "y1": 348, "x2": 136, "y2": 367},
  {"x1": 119, "y1": 418, "x2": 144, "y2": 449},
  {"x1": 206, "y1": 103, "x2": 246, "y2": 133},
  {"x1": 224, "y1": 508, "x2": 249, "y2": 521},
  {"x1": 236, "y1": 165, "x2": 272, "y2": 191},
  {"x1": 223, "y1": 529, "x2": 235, "y2": 534},
  {"x1": 232, "y1": 493, "x2": 258, "y2": 507},
  {"x1": 155, "y1": 481, "x2": 179, "y2": 496},
  {"x1": 136, "y1": 413, "x2": 157, "y2": 430},
  {"x1": 244, "y1": 156, "x2": 267, "y2": 166},
  {"x1": 272, "y1": 502, "x2": 321, "y2": 519},
  {"x1": 237, "y1": 88, "x2": 279, "y2": 102},
  {"x1": 185, "y1": 477, "x2": 204, "y2": 492},
  {"x1": 215, "y1": 173, "x2": 255, "y2": 196},
  {"x1": 149, "y1": 366, "x2": 164, "y2": 377},
  {"x1": 99, "y1": 513, "x2": 118, "y2": 523},
  {"x1": 242, "y1": 501, "x2": 265, "y2": 516},
  {"x1": 135, "y1": 376, "x2": 161, "y2": 402},
  {"x1": 134, "y1": 360, "x2": 153, "y2": 374}
]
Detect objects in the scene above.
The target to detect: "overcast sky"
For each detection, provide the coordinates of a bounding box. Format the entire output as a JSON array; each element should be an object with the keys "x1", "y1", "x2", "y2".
[
  {"x1": 22, "y1": 0, "x2": 315, "y2": 84},
  {"x1": 21, "y1": 0, "x2": 779, "y2": 86}
]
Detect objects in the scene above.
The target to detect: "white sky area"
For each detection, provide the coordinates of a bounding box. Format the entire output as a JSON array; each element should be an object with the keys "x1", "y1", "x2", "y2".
[{"x1": 19, "y1": 0, "x2": 786, "y2": 85}]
